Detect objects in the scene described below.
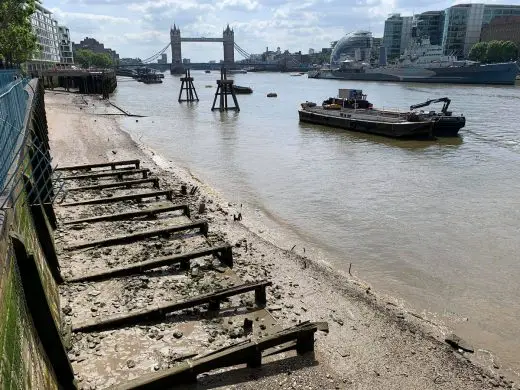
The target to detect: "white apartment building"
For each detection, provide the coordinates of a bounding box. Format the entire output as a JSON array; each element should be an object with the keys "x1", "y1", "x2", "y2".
[
  {"x1": 28, "y1": 3, "x2": 60, "y2": 72},
  {"x1": 58, "y1": 26, "x2": 74, "y2": 64}
]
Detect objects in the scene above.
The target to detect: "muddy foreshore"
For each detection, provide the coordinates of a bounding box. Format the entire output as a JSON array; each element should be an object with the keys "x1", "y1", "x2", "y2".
[{"x1": 46, "y1": 90, "x2": 517, "y2": 389}]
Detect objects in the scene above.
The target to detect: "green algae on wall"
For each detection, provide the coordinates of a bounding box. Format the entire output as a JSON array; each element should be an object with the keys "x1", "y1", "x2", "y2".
[{"x1": 0, "y1": 79, "x2": 61, "y2": 390}]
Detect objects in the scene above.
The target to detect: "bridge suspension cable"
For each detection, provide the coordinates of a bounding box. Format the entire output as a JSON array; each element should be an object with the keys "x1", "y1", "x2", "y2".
[
  {"x1": 234, "y1": 43, "x2": 251, "y2": 59},
  {"x1": 142, "y1": 42, "x2": 171, "y2": 64}
]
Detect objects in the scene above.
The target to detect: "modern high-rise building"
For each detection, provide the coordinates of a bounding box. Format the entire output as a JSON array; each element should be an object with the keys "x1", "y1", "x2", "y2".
[
  {"x1": 442, "y1": 3, "x2": 520, "y2": 58},
  {"x1": 28, "y1": 3, "x2": 60, "y2": 72},
  {"x1": 414, "y1": 11, "x2": 445, "y2": 46},
  {"x1": 58, "y1": 26, "x2": 74, "y2": 64},
  {"x1": 382, "y1": 14, "x2": 413, "y2": 59}
]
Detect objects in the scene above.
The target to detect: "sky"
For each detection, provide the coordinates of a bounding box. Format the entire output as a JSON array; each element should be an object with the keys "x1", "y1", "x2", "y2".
[{"x1": 44, "y1": 0, "x2": 520, "y2": 62}]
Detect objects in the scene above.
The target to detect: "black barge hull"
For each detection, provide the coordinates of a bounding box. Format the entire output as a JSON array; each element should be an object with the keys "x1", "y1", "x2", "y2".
[{"x1": 298, "y1": 109, "x2": 433, "y2": 139}]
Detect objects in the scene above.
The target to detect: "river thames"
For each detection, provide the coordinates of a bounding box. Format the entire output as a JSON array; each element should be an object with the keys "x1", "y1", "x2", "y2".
[{"x1": 113, "y1": 71, "x2": 520, "y2": 376}]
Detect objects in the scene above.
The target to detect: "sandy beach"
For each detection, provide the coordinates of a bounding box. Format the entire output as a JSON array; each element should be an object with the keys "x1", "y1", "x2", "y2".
[{"x1": 45, "y1": 90, "x2": 516, "y2": 390}]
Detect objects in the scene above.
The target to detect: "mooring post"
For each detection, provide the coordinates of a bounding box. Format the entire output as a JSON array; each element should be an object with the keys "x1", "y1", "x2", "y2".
[
  {"x1": 178, "y1": 69, "x2": 199, "y2": 102},
  {"x1": 211, "y1": 68, "x2": 240, "y2": 112}
]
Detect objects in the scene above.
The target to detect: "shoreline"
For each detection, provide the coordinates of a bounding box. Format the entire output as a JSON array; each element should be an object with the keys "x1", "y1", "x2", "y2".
[{"x1": 46, "y1": 90, "x2": 516, "y2": 389}]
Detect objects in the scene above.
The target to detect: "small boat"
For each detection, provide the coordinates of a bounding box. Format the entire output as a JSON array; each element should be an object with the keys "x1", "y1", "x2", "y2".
[
  {"x1": 233, "y1": 85, "x2": 253, "y2": 94},
  {"x1": 290, "y1": 73, "x2": 303, "y2": 77},
  {"x1": 205, "y1": 70, "x2": 211, "y2": 74},
  {"x1": 228, "y1": 69, "x2": 247, "y2": 74},
  {"x1": 267, "y1": 93, "x2": 277, "y2": 98},
  {"x1": 157, "y1": 73, "x2": 165, "y2": 78}
]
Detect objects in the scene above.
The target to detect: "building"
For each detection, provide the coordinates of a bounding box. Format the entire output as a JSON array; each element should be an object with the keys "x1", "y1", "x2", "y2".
[
  {"x1": 370, "y1": 37, "x2": 383, "y2": 64},
  {"x1": 308, "y1": 48, "x2": 315, "y2": 55},
  {"x1": 383, "y1": 14, "x2": 413, "y2": 59},
  {"x1": 157, "y1": 53, "x2": 167, "y2": 64},
  {"x1": 58, "y1": 26, "x2": 74, "y2": 64},
  {"x1": 73, "y1": 37, "x2": 120, "y2": 64},
  {"x1": 442, "y1": 3, "x2": 520, "y2": 58},
  {"x1": 331, "y1": 31, "x2": 373, "y2": 63},
  {"x1": 481, "y1": 15, "x2": 520, "y2": 51},
  {"x1": 28, "y1": 3, "x2": 60, "y2": 72},
  {"x1": 414, "y1": 11, "x2": 445, "y2": 46}
]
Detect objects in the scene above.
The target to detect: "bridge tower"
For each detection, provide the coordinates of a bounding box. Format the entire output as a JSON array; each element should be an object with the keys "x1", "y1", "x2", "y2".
[
  {"x1": 170, "y1": 24, "x2": 183, "y2": 74},
  {"x1": 223, "y1": 24, "x2": 235, "y2": 66}
]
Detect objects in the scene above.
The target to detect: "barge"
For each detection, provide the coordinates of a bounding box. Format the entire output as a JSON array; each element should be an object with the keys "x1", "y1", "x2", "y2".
[{"x1": 299, "y1": 89, "x2": 465, "y2": 139}]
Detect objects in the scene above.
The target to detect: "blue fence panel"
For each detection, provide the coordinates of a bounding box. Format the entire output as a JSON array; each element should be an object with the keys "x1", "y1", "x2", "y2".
[{"x1": 0, "y1": 70, "x2": 29, "y2": 190}]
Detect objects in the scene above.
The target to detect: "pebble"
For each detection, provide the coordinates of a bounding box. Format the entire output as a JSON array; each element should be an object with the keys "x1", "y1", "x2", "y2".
[
  {"x1": 173, "y1": 331, "x2": 183, "y2": 339},
  {"x1": 126, "y1": 360, "x2": 136, "y2": 369}
]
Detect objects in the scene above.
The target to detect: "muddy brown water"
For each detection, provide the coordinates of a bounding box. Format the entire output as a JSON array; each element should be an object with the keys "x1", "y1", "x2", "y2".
[{"x1": 113, "y1": 72, "x2": 520, "y2": 376}]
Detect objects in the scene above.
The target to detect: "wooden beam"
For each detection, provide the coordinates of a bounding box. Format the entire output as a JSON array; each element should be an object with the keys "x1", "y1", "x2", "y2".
[
  {"x1": 61, "y1": 168, "x2": 150, "y2": 181},
  {"x1": 56, "y1": 159, "x2": 140, "y2": 171},
  {"x1": 64, "y1": 220, "x2": 209, "y2": 251},
  {"x1": 72, "y1": 280, "x2": 272, "y2": 332},
  {"x1": 67, "y1": 177, "x2": 159, "y2": 192},
  {"x1": 61, "y1": 190, "x2": 174, "y2": 207},
  {"x1": 63, "y1": 204, "x2": 189, "y2": 225},
  {"x1": 66, "y1": 244, "x2": 232, "y2": 283},
  {"x1": 110, "y1": 322, "x2": 328, "y2": 390}
]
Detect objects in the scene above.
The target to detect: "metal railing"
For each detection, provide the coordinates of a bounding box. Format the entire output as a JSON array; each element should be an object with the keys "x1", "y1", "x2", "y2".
[{"x1": 0, "y1": 71, "x2": 29, "y2": 190}]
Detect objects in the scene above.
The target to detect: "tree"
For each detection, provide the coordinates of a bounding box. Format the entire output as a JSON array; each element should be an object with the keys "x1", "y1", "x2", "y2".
[
  {"x1": 468, "y1": 40, "x2": 519, "y2": 63},
  {"x1": 74, "y1": 49, "x2": 114, "y2": 69},
  {"x1": 502, "y1": 40, "x2": 518, "y2": 61},
  {"x1": 468, "y1": 42, "x2": 488, "y2": 62},
  {"x1": 0, "y1": 0, "x2": 37, "y2": 67}
]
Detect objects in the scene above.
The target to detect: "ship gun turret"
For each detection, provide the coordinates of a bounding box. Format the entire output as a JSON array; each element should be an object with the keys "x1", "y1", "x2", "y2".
[{"x1": 410, "y1": 97, "x2": 451, "y2": 115}]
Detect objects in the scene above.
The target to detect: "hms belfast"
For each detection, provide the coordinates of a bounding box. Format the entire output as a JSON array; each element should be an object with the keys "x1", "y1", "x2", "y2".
[{"x1": 309, "y1": 31, "x2": 519, "y2": 86}]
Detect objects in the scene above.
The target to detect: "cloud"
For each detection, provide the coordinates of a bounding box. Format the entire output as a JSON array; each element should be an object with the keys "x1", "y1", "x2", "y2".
[
  {"x1": 49, "y1": 8, "x2": 131, "y2": 24},
  {"x1": 43, "y1": 0, "x2": 520, "y2": 61}
]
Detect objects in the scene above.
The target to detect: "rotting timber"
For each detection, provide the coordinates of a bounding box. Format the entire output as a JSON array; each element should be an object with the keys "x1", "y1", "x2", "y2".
[
  {"x1": 52, "y1": 158, "x2": 328, "y2": 388},
  {"x1": 42, "y1": 69, "x2": 117, "y2": 97}
]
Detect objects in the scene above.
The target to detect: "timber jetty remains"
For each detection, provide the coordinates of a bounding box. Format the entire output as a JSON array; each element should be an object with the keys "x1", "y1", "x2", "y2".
[
  {"x1": 42, "y1": 69, "x2": 117, "y2": 97},
  {"x1": 51, "y1": 158, "x2": 328, "y2": 388}
]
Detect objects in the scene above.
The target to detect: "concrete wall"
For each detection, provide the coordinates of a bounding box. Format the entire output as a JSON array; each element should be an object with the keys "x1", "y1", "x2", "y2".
[{"x1": 0, "y1": 79, "x2": 60, "y2": 389}]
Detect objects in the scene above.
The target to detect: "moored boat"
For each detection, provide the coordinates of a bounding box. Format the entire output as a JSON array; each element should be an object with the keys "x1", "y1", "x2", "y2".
[
  {"x1": 233, "y1": 85, "x2": 253, "y2": 94},
  {"x1": 299, "y1": 89, "x2": 467, "y2": 139}
]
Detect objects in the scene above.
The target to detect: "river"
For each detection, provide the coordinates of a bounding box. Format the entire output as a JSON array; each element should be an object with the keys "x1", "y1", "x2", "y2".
[{"x1": 113, "y1": 71, "x2": 520, "y2": 376}]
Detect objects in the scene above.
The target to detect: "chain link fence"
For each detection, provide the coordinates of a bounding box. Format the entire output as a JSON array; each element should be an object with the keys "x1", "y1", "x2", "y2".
[{"x1": 0, "y1": 74, "x2": 61, "y2": 389}]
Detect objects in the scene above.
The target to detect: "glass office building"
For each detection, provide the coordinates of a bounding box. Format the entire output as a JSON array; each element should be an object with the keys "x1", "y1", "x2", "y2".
[
  {"x1": 442, "y1": 3, "x2": 520, "y2": 58},
  {"x1": 330, "y1": 31, "x2": 373, "y2": 64},
  {"x1": 382, "y1": 14, "x2": 413, "y2": 59}
]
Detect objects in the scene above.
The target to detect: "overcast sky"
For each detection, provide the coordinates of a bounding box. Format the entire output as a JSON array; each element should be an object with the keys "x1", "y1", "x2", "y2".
[{"x1": 45, "y1": 0, "x2": 519, "y2": 62}]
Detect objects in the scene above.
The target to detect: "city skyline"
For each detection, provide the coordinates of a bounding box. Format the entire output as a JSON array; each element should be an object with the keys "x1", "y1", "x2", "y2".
[{"x1": 45, "y1": 0, "x2": 520, "y2": 62}]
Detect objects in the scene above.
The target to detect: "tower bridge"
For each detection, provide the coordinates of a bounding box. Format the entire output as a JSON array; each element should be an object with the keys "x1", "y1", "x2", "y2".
[{"x1": 170, "y1": 24, "x2": 234, "y2": 74}]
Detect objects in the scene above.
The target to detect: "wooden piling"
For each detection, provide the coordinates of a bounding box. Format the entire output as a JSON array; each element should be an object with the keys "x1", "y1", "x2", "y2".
[
  {"x1": 211, "y1": 68, "x2": 240, "y2": 112},
  {"x1": 178, "y1": 69, "x2": 199, "y2": 102}
]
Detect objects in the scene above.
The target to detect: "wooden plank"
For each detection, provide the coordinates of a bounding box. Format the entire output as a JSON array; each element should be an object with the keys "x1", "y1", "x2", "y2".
[
  {"x1": 67, "y1": 177, "x2": 159, "y2": 192},
  {"x1": 63, "y1": 204, "x2": 189, "y2": 225},
  {"x1": 64, "y1": 220, "x2": 209, "y2": 251},
  {"x1": 10, "y1": 233, "x2": 76, "y2": 390},
  {"x1": 73, "y1": 280, "x2": 272, "y2": 333},
  {"x1": 61, "y1": 168, "x2": 150, "y2": 181},
  {"x1": 56, "y1": 159, "x2": 140, "y2": 171},
  {"x1": 110, "y1": 322, "x2": 327, "y2": 390},
  {"x1": 61, "y1": 190, "x2": 174, "y2": 207},
  {"x1": 66, "y1": 244, "x2": 232, "y2": 283}
]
